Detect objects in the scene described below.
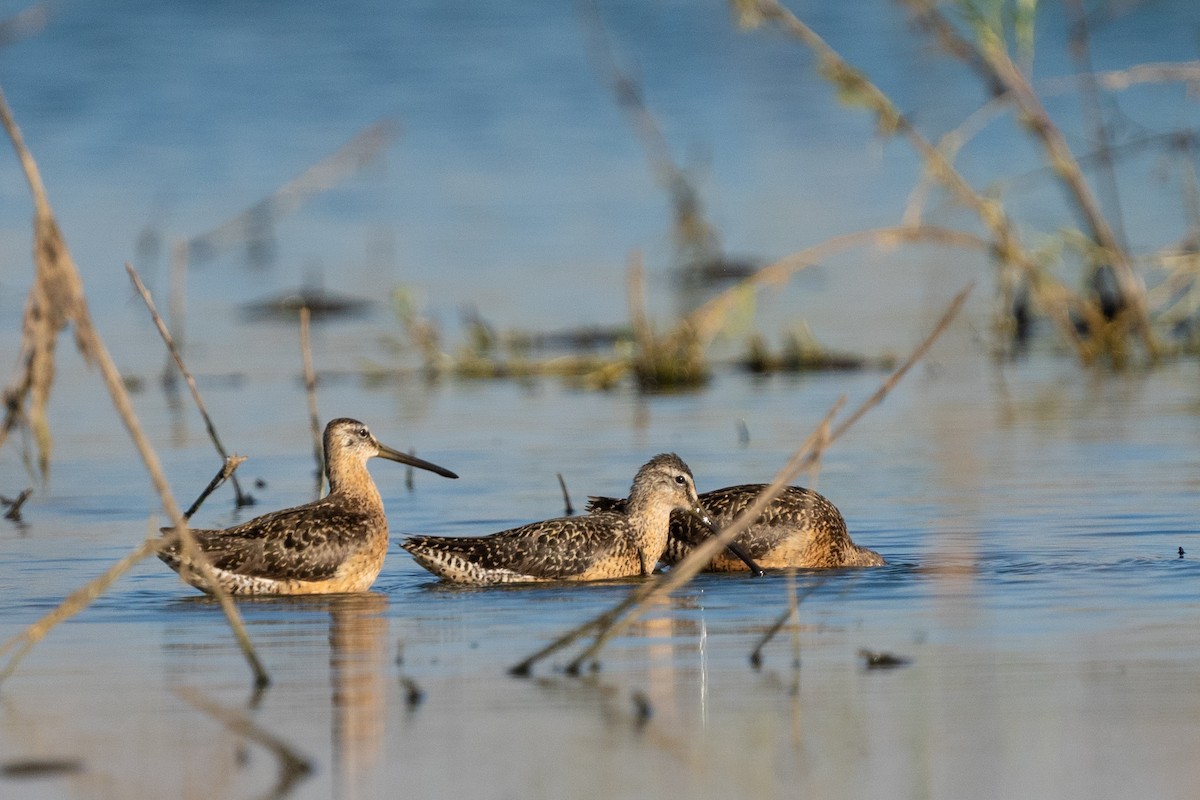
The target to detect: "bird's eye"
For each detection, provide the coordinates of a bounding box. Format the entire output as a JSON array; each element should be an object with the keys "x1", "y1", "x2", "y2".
[
  {"x1": 357, "y1": 427, "x2": 370, "y2": 438},
  {"x1": 674, "y1": 475, "x2": 686, "y2": 486}
]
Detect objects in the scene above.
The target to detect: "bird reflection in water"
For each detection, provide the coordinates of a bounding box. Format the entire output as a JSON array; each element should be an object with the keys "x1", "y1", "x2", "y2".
[{"x1": 328, "y1": 592, "x2": 390, "y2": 800}]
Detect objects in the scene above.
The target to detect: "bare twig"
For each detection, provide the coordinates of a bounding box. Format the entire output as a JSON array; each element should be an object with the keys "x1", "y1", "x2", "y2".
[
  {"x1": 1, "y1": 488, "x2": 31, "y2": 521},
  {"x1": 749, "y1": 575, "x2": 820, "y2": 670},
  {"x1": 127, "y1": 263, "x2": 254, "y2": 507},
  {"x1": 1040, "y1": 60, "x2": 1200, "y2": 95},
  {"x1": 898, "y1": 0, "x2": 1156, "y2": 359},
  {"x1": 0, "y1": 83, "x2": 97, "y2": 476},
  {"x1": 184, "y1": 456, "x2": 248, "y2": 521},
  {"x1": 739, "y1": 0, "x2": 1101, "y2": 361},
  {"x1": 0, "y1": 522, "x2": 164, "y2": 683},
  {"x1": 561, "y1": 403, "x2": 843, "y2": 674},
  {"x1": 510, "y1": 283, "x2": 971, "y2": 676},
  {"x1": 298, "y1": 306, "x2": 323, "y2": 498},
  {"x1": 557, "y1": 473, "x2": 574, "y2": 516},
  {"x1": 0, "y1": 82, "x2": 267, "y2": 688},
  {"x1": 0, "y1": 458, "x2": 260, "y2": 686}
]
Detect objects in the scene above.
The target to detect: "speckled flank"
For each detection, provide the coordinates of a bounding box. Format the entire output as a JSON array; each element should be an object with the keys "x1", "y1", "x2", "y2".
[
  {"x1": 402, "y1": 453, "x2": 710, "y2": 585},
  {"x1": 587, "y1": 484, "x2": 884, "y2": 571},
  {"x1": 158, "y1": 418, "x2": 457, "y2": 596}
]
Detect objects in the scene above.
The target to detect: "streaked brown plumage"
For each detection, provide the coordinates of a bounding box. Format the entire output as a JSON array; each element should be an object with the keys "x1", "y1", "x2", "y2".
[
  {"x1": 587, "y1": 484, "x2": 884, "y2": 571},
  {"x1": 402, "y1": 453, "x2": 716, "y2": 585},
  {"x1": 159, "y1": 418, "x2": 457, "y2": 595}
]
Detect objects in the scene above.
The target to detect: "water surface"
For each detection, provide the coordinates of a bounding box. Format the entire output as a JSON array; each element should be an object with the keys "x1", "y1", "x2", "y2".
[{"x1": 1, "y1": 2, "x2": 1199, "y2": 799}]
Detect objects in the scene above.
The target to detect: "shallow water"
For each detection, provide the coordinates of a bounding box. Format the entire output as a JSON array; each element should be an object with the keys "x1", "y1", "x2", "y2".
[
  {"x1": 2, "y1": 1, "x2": 1200, "y2": 799},
  {"x1": 2, "y1": 349, "x2": 1199, "y2": 800}
]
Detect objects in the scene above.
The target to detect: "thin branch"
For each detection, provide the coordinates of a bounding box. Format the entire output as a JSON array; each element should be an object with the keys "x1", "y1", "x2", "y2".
[
  {"x1": 898, "y1": 0, "x2": 1156, "y2": 357},
  {"x1": 510, "y1": 282, "x2": 972, "y2": 676},
  {"x1": 0, "y1": 458, "x2": 253, "y2": 684},
  {"x1": 749, "y1": 576, "x2": 820, "y2": 669},
  {"x1": 0, "y1": 523, "x2": 163, "y2": 683},
  {"x1": 561, "y1": 403, "x2": 843, "y2": 675},
  {"x1": 127, "y1": 263, "x2": 253, "y2": 507},
  {"x1": 0, "y1": 79, "x2": 268, "y2": 688},
  {"x1": 184, "y1": 456, "x2": 248, "y2": 521},
  {"x1": 557, "y1": 472, "x2": 574, "y2": 516},
  {"x1": 741, "y1": 0, "x2": 1097, "y2": 361},
  {"x1": 298, "y1": 306, "x2": 323, "y2": 499}
]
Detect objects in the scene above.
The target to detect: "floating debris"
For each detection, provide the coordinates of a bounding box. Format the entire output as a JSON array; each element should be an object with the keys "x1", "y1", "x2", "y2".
[
  {"x1": 401, "y1": 676, "x2": 425, "y2": 710},
  {"x1": 1, "y1": 488, "x2": 31, "y2": 522},
  {"x1": 1, "y1": 758, "x2": 84, "y2": 779},
  {"x1": 674, "y1": 255, "x2": 761, "y2": 287},
  {"x1": 240, "y1": 287, "x2": 372, "y2": 322},
  {"x1": 859, "y1": 649, "x2": 911, "y2": 670},
  {"x1": 630, "y1": 690, "x2": 653, "y2": 729}
]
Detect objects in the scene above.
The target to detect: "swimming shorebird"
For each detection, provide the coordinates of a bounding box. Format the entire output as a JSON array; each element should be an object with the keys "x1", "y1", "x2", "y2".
[
  {"x1": 402, "y1": 453, "x2": 759, "y2": 584},
  {"x1": 587, "y1": 484, "x2": 884, "y2": 571},
  {"x1": 159, "y1": 418, "x2": 458, "y2": 595}
]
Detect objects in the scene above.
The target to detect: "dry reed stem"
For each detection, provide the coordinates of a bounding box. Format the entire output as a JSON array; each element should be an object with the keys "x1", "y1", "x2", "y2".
[
  {"x1": 87, "y1": 331, "x2": 267, "y2": 687},
  {"x1": 900, "y1": 0, "x2": 1156, "y2": 358},
  {"x1": 510, "y1": 283, "x2": 972, "y2": 676},
  {"x1": 904, "y1": 63, "x2": 1200, "y2": 229},
  {"x1": 2, "y1": 488, "x2": 31, "y2": 521},
  {"x1": 127, "y1": 263, "x2": 252, "y2": 506},
  {"x1": 185, "y1": 456, "x2": 248, "y2": 521},
  {"x1": 749, "y1": 573, "x2": 819, "y2": 669},
  {"x1": 560, "y1": 406, "x2": 842, "y2": 674},
  {"x1": 0, "y1": 458, "x2": 253, "y2": 685},
  {"x1": 188, "y1": 119, "x2": 398, "y2": 259},
  {"x1": 0, "y1": 521, "x2": 162, "y2": 682},
  {"x1": 740, "y1": 0, "x2": 1096, "y2": 361},
  {"x1": 0, "y1": 84, "x2": 97, "y2": 476},
  {"x1": 174, "y1": 687, "x2": 313, "y2": 799},
  {"x1": 298, "y1": 306, "x2": 323, "y2": 498},
  {"x1": 0, "y1": 82, "x2": 267, "y2": 687}
]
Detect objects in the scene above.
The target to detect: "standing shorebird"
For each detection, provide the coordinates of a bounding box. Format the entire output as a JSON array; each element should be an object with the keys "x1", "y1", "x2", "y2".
[
  {"x1": 587, "y1": 484, "x2": 884, "y2": 571},
  {"x1": 159, "y1": 418, "x2": 458, "y2": 595},
  {"x1": 402, "y1": 453, "x2": 758, "y2": 584}
]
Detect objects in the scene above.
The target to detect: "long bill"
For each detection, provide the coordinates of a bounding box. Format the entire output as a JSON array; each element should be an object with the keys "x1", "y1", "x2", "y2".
[
  {"x1": 689, "y1": 504, "x2": 764, "y2": 577},
  {"x1": 377, "y1": 444, "x2": 459, "y2": 479}
]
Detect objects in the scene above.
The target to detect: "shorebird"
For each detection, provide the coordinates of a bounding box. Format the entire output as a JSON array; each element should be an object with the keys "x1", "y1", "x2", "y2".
[
  {"x1": 587, "y1": 484, "x2": 884, "y2": 571},
  {"x1": 159, "y1": 418, "x2": 458, "y2": 595},
  {"x1": 402, "y1": 453, "x2": 759, "y2": 584}
]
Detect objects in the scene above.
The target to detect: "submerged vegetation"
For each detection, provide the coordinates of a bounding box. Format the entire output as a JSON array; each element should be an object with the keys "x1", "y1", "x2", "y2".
[{"x1": 352, "y1": 0, "x2": 1200, "y2": 392}]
